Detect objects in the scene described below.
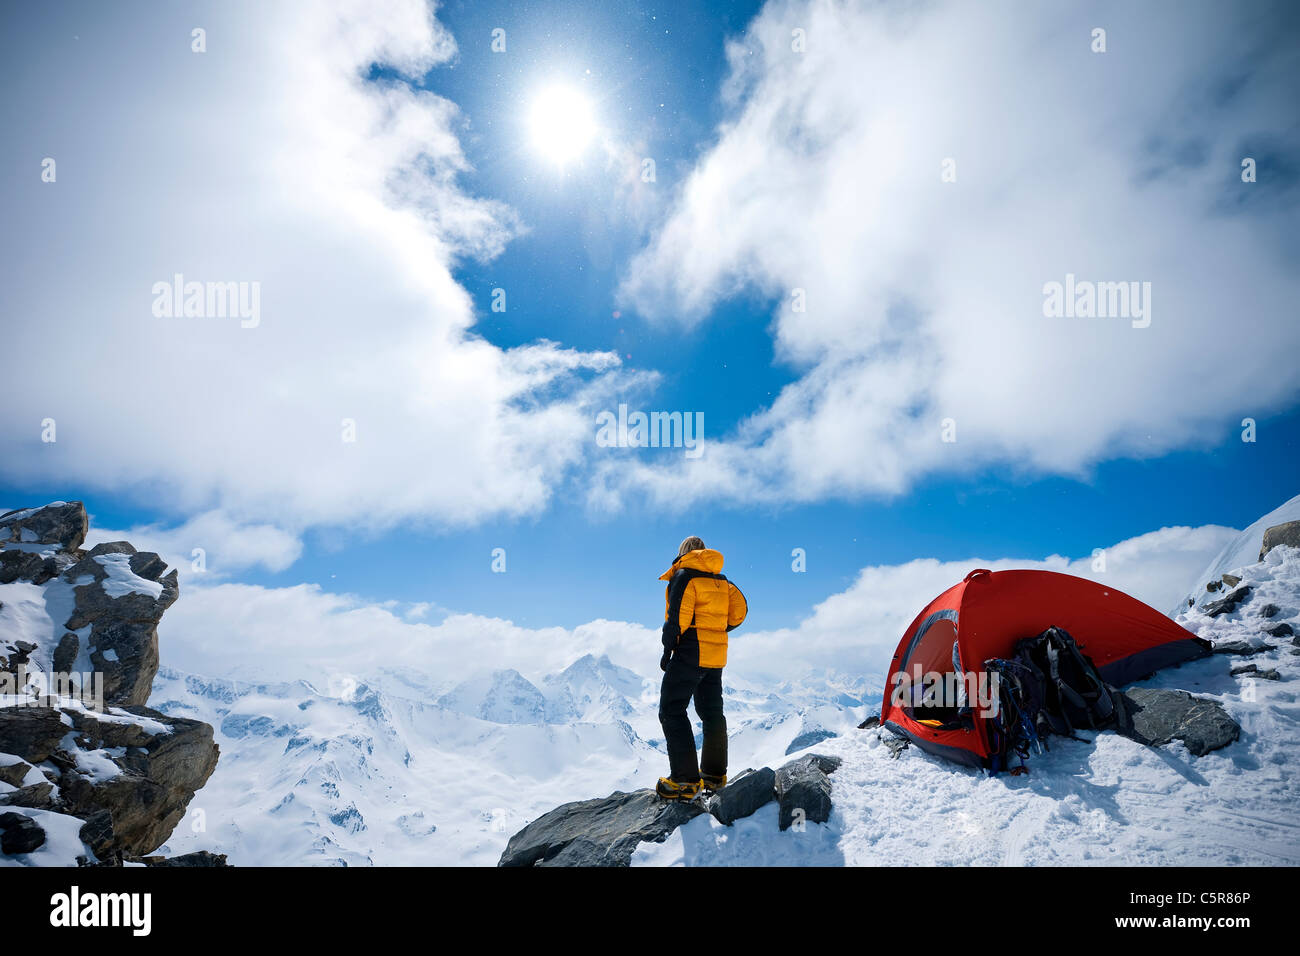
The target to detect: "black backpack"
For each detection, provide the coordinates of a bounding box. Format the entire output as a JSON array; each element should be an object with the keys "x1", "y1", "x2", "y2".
[{"x1": 985, "y1": 626, "x2": 1118, "y2": 772}]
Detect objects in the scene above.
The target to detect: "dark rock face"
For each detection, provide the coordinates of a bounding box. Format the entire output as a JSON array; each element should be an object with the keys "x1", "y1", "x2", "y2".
[
  {"x1": 140, "y1": 850, "x2": 230, "y2": 867},
  {"x1": 1201, "y1": 587, "x2": 1252, "y2": 618},
  {"x1": 0, "y1": 708, "x2": 69, "y2": 763},
  {"x1": 707, "y1": 767, "x2": 775, "y2": 826},
  {"x1": 1265, "y1": 623, "x2": 1294, "y2": 638},
  {"x1": 499, "y1": 789, "x2": 703, "y2": 867},
  {"x1": 0, "y1": 549, "x2": 62, "y2": 585},
  {"x1": 78, "y1": 810, "x2": 117, "y2": 861},
  {"x1": 1260, "y1": 520, "x2": 1300, "y2": 561},
  {"x1": 1259, "y1": 604, "x2": 1280, "y2": 619},
  {"x1": 1114, "y1": 688, "x2": 1240, "y2": 757},
  {"x1": 0, "y1": 502, "x2": 88, "y2": 552},
  {"x1": 0, "y1": 811, "x2": 47, "y2": 855},
  {"x1": 775, "y1": 754, "x2": 835, "y2": 831}
]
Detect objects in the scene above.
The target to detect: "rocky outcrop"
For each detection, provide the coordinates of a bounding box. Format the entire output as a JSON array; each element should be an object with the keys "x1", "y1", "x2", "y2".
[
  {"x1": 1201, "y1": 586, "x2": 1252, "y2": 618},
  {"x1": 498, "y1": 790, "x2": 704, "y2": 867},
  {"x1": 0, "y1": 502, "x2": 88, "y2": 553},
  {"x1": 499, "y1": 752, "x2": 843, "y2": 866},
  {"x1": 0, "y1": 501, "x2": 220, "y2": 865},
  {"x1": 708, "y1": 767, "x2": 775, "y2": 825},
  {"x1": 62, "y1": 542, "x2": 177, "y2": 707},
  {"x1": 775, "y1": 753, "x2": 839, "y2": 830},
  {"x1": 1259, "y1": 520, "x2": 1300, "y2": 561},
  {"x1": 55, "y1": 706, "x2": 219, "y2": 857},
  {"x1": 1114, "y1": 688, "x2": 1240, "y2": 756}
]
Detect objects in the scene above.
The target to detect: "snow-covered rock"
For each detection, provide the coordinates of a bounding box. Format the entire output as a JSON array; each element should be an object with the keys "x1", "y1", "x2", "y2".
[
  {"x1": 1178, "y1": 493, "x2": 1300, "y2": 611},
  {"x1": 0, "y1": 501, "x2": 218, "y2": 866}
]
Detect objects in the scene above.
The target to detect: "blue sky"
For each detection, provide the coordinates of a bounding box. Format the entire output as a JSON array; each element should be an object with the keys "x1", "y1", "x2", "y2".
[{"x1": 2, "y1": 0, "x2": 1298, "y2": 647}]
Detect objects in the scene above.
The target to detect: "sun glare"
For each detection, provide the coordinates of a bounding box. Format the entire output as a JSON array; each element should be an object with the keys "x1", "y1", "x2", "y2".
[{"x1": 528, "y1": 84, "x2": 597, "y2": 167}]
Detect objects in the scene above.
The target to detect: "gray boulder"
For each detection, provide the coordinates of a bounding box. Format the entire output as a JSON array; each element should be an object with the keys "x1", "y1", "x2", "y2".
[
  {"x1": 787, "y1": 752, "x2": 842, "y2": 776},
  {"x1": 707, "y1": 767, "x2": 776, "y2": 826},
  {"x1": 499, "y1": 789, "x2": 703, "y2": 867},
  {"x1": 1114, "y1": 688, "x2": 1240, "y2": 756},
  {"x1": 1231, "y1": 664, "x2": 1280, "y2": 681},
  {"x1": 775, "y1": 754, "x2": 835, "y2": 831},
  {"x1": 1211, "y1": 638, "x2": 1268, "y2": 656},
  {"x1": 1265, "y1": 623, "x2": 1294, "y2": 638},
  {"x1": 1221, "y1": 573, "x2": 1242, "y2": 588},
  {"x1": 0, "y1": 501, "x2": 88, "y2": 552},
  {"x1": 1201, "y1": 587, "x2": 1251, "y2": 618},
  {"x1": 0, "y1": 782, "x2": 55, "y2": 809},
  {"x1": 0, "y1": 707, "x2": 69, "y2": 763},
  {"x1": 0, "y1": 811, "x2": 47, "y2": 855},
  {"x1": 0, "y1": 759, "x2": 32, "y2": 788},
  {"x1": 1260, "y1": 520, "x2": 1300, "y2": 561}
]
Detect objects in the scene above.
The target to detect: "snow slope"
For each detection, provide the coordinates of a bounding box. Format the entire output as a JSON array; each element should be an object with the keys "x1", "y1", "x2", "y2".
[
  {"x1": 637, "y1": 544, "x2": 1300, "y2": 866},
  {"x1": 1177, "y1": 493, "x2": 1300, "y2": 612}
]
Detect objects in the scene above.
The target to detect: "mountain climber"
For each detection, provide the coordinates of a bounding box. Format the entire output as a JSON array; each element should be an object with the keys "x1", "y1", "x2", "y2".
[{"x1": 656, "y1": 535, "x2": 748, "y2": 800}]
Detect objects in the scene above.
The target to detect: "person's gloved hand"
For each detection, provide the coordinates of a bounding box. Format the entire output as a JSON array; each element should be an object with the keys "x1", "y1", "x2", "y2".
[{"x1": 660, "y1": 650, "x2": 673, "y2": 672}]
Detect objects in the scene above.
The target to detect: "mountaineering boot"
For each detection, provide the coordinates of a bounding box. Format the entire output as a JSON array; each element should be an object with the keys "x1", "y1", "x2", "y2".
[
  {"x1": 656, "y1": 777, "x2": 701, "y2": 801},
  {"x1": 700, "y1": 773, "x2": 727, "y2": 793}
]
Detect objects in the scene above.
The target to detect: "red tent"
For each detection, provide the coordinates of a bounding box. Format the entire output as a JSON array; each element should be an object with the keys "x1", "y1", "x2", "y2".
[{"x1": 879, "y1": 569, "x2": 1209, "y2": 768}]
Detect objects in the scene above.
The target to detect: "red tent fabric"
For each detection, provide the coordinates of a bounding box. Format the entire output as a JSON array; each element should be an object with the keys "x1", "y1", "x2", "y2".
[{"x1": 879, "y1": 569, "x2": 1209, "y2": 768}]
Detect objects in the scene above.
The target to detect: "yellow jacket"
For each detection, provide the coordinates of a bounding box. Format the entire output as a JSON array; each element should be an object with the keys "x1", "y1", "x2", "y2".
[{"x1": 659, "y1": 548, "x2": 748, "y2": 668}]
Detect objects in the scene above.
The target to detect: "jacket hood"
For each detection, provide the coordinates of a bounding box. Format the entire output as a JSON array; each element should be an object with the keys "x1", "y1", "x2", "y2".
[{"x1": 659, "y1": 548, "x2": 724, "y2": 580}]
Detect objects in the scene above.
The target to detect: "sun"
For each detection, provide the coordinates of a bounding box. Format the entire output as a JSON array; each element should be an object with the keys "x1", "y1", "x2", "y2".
[{"x1": 528, "y1": 84, "x2": 597, "y2": 167}]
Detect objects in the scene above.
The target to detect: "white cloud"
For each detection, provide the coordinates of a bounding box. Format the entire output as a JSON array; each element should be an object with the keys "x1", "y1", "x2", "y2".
[
  {"x1": 157, "y1": 579, "x2": 656, "y2": 689},
  {"x1": 0, "y1": 1, "x2": 625, "y2": 531},
  {"x1": 85, "y1": 510, "x2": 303, "y2": 580},
  {"x1": 615, "y1": 0, "x2": 1300, "y2": 508},
  {"x1": 155, "y1": 519, "x2": 1236, "y2": 688}
]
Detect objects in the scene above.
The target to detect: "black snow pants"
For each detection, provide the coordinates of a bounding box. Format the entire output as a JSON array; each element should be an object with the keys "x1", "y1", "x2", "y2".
[{"x1": 658, "y1": 651, "x2": 726, "y2": 783}]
